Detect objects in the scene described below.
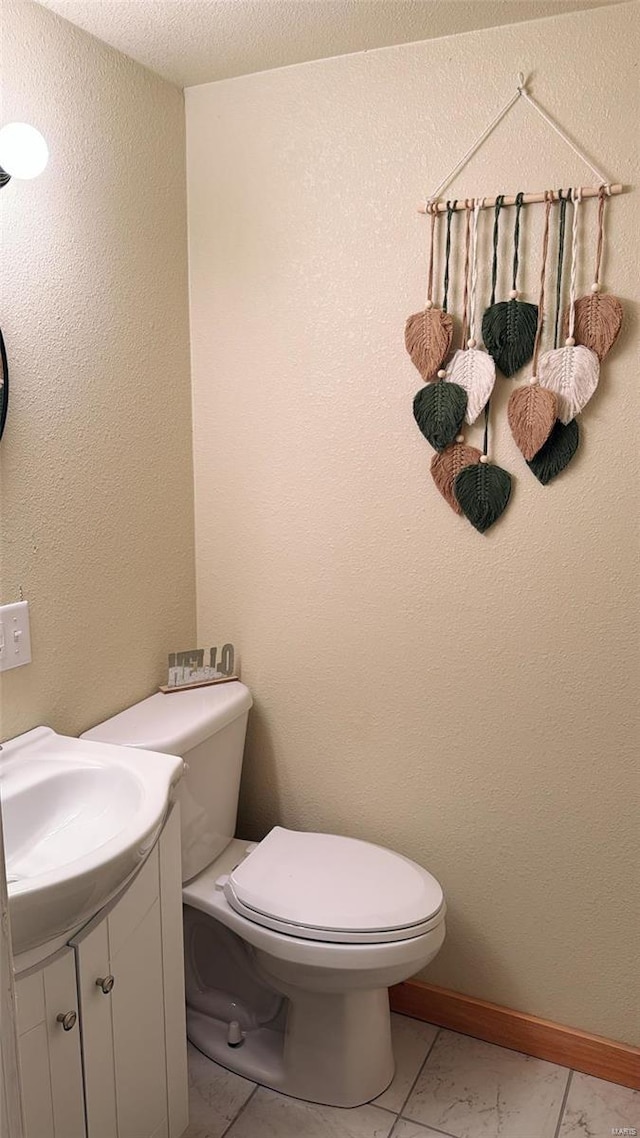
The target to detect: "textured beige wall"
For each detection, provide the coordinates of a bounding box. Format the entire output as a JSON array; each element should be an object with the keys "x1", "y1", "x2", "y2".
[
  {"x1": 187, "y1": 2, "x2": 639, "y2": 1044},
  {"x1": 0, "y1": 1, "x2": 195, "y2": 740}
]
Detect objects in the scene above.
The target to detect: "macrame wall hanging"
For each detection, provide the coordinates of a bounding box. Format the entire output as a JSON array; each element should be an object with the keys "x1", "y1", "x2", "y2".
[{"x1": 406, "y1": 75, "x2": 627, "y2": 534}]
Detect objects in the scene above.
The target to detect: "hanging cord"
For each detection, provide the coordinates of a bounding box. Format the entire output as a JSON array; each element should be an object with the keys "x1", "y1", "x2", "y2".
[
  {"x1": 442, "y1": 200, "x2": 457, "y2": 314},
  {"x1": 424, "y1": 74, "x2": 609, "y2": 204},
  {"x1": 566, "y1": 186, "x2": 583, "y2": 343},
  {"x1": 553, "y1": 190, "x2": 569, "y2": 349},
  {"x1": 424, "y1": 204, "x2": 438, "y2": 308},
  {"x1": 481, "y1": 193, "x2": 505, "y2": 459},
  {"x1": 426, "y1": 88, "x2": 520, "y2": 203},
  {"x1": 460, "y1": 201, "x2": 472, "y2": 347},
  {"x1": 482, "y1": 401, "x2": 490, "y2": 458},
  {"x1": 510, "y1": 191, "x2": 525, "y2": 296},
  {"x1": 489, "y1": 195, "x2": 505, "y2": 307},
  {"x1": 468, "y1": 197, "x2": 484, "y2": 347},
  {"x1": 593, "y1": 184, "x2": 607, "y2": 289},
  {"x1": 518, "y1": 82, "x2": 609, "y2": 185},
  {"x1": 531, "y1": 192, "x2": 553, "y2": 377}
]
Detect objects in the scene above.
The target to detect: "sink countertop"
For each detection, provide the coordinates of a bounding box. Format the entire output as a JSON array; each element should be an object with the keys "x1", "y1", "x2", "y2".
[{"x1": 1, "y1": 726, "x2": 184, "y2": 958}]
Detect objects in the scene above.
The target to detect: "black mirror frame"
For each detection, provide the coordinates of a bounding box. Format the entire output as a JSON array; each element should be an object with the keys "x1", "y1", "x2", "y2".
[{"x1": 0, "y1": 328, "x2": 8, "y2": 442}]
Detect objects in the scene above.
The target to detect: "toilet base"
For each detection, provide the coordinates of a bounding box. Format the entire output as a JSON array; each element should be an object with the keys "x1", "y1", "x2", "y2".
[
  {"x1": 187, "y1": 984, "x2": 395, "y2": 1108},
  {"x1": 187, "y1": 1007, "x2": 287, "y2": 1092},
  {"x1": 183, "y1": 842, "x2": 445, "y2": 1108}
]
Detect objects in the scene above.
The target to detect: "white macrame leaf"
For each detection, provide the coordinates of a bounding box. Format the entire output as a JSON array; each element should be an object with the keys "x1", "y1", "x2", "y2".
[
  {"x1": 444, "y1": 348, "x2": 496, "y2": 425},
  {"x1": 538, "y1": 344, "x2": 600, "y2": 424}
]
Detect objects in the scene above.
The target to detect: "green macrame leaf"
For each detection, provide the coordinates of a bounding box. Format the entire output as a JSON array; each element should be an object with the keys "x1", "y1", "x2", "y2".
[
  {"x1": 481, "y1": 299, "x2": 538, "y2": 377},
  {"x1": 453, "y1": 461, "x2": 512, "y2": 533},
  {"x1": 413, "y1": 381, "x2": 467, "y2": 452},
  {"x1": 526, "y1": 418, "x2": 579, "y2": 485}
]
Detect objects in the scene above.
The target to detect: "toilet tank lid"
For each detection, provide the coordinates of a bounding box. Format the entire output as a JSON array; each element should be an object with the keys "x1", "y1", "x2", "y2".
[{"x1": 81, "y1": 681, "x2": 252, "y2": 756}]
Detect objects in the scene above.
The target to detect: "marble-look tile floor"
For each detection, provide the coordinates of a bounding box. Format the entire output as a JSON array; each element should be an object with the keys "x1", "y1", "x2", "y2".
[{"x1": 184, "y1": 1013, "x2": 639, "y2": 1138}]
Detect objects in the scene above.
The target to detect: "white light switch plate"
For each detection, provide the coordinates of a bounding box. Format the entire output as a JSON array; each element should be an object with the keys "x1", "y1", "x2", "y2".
[{"x1": 0, "y1": 601, "x2": 32, "y2": 671}]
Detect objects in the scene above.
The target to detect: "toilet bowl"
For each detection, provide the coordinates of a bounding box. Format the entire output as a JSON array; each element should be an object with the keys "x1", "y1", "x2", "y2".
[
  {"x1": 183, "y1": 829, "x2": 445, "y2": 1105},
  {"x1": 82, "y1": 682, "x2": 446, "y2": 1107}
]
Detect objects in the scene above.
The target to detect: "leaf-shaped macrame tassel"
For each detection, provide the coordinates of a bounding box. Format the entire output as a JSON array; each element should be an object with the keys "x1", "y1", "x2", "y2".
[
  {"x1": 454, "y1": 460, "x2": 512, "y2": 533},
  {"x1": 526, "y1": 418, "x2": 579, "y2": 485},
  {"x1": 482, "y1": 192, "x2": 537, "y2": 377},
  {"x1": 562, "y1": 190, "x2": 623, "y2": 361},
  {"x1": 563, "y1": 292, "x2": 623, "y2": 361},
  {"x1": 507, "y1": 192, "x2": 557, "y2": 460},
  {"x1": 481, "y1": 298, "x2": 538, "y2": 377},
  {"x1": 413, "y1": 381, "x2": 467, "y2": 452},
  {"x1": 537, "y1": 344, "x2": 599, "y2": 424},
  {"x1": 444, "y1": 199, "x2": 496, "y2": 424},
  {"x1": 507, "y1": 384, "x2": 557, "y2": 460},
  {"x1": 431, "y1": 441, "x2": 482, "y2": 514},
  {"x1": 405, "y1": 309, "x2": 454, "y2": 382},
  {"x1": 444, "y1": 348, "x2": 496, "y2": 425}
]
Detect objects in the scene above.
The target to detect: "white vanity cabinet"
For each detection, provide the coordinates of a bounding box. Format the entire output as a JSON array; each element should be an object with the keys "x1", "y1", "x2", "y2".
[
  {"x1": 15, "y1": 805, "x2": 188, "y2": 1138},
  {"x1": 15, "y1": 946, "x2": 86, "y2": 1138}
]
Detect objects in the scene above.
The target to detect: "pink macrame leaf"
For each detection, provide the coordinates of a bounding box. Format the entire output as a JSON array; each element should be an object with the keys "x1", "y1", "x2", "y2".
[
  {"x1": 507, "y1": 384, "x2": 557, "y2": 460},
  {"x1": 563, "y1": 293, "x2": 623, "y2": 361},
  {"x1": 443, "y1": 348, "x2": 495, "y2": 425},
  {"x1": 405, "y1": 308, "x2": 454, "y2": 382},
  {"x1": 538, "y1": 344, "x2": 600, "y2": 424},
  {"x1": 430, "y1": 441, "x2": 482, "y2": 514}
]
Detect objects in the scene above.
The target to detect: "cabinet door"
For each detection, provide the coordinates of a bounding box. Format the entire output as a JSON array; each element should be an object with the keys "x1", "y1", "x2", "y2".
[
  {"x1": 110, "y1": 895, "x2": 167, "y2": 1137},
  {"x1": 15, "y1": 948, "x2": 86, "y2": 1138},
  {"x1": 72, "y1": 806, "x2": 187, "y2": 1138},
  {"x1": 74, "y1": 845, "x2": 169, "y2": 1138},
  {"x1": 73, "y1": 917, "x2": 117, "y2": 1138}
]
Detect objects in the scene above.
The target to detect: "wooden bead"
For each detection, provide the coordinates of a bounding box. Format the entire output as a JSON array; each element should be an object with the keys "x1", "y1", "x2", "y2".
[
  {"x1": 479, "y1": 454, "x2": 489, "y2": 463},
  {"x1": 437, "y1": 369, "x2": 446, "y2": 379}
]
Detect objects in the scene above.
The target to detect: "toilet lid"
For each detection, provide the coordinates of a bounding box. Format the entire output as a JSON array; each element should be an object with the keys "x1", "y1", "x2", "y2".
[{"x1": 223, "y1": 827, "x2": 445, "y2": 944}]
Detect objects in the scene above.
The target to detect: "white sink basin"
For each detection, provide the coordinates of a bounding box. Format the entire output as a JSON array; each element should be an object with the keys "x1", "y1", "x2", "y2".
[{"x1": 1, "y1": 726, "x2": 184, "y2": 954}]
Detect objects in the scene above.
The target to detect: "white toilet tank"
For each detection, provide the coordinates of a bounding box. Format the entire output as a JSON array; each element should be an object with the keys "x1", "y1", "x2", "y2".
[{"x1": 82, "y1": 682, "x2": 253, "y2": 883}]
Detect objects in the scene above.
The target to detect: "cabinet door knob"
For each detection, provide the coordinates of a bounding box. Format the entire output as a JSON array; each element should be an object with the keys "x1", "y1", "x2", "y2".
[
  {"x1": 57, "y1": 1010, "x2": 77, "y2": 1031},
  {"x1": 96, "y1": 975, "x2": 115, "y2": 994}
]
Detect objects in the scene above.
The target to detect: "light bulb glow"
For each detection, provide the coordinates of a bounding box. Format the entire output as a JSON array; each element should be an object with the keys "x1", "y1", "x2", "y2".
[{"x1": 0, "y1": 123, "x2": 49, "y2": 180}]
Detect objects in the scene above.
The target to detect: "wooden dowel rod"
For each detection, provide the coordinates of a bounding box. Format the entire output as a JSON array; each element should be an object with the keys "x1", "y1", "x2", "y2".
[{"x1": 417, "y1": 184, "x2": 625, "y2": 214}]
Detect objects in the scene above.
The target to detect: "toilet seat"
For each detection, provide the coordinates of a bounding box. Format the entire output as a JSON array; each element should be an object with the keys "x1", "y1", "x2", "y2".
[{"x1": 223, "y1": 827, "x2": 445, "y2": 944}]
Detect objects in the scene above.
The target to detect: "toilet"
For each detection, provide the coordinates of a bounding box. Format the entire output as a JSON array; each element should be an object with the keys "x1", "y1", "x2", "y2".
[{"x1": 82, "y1": 681, "x2": 446, "y2": 1107}]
